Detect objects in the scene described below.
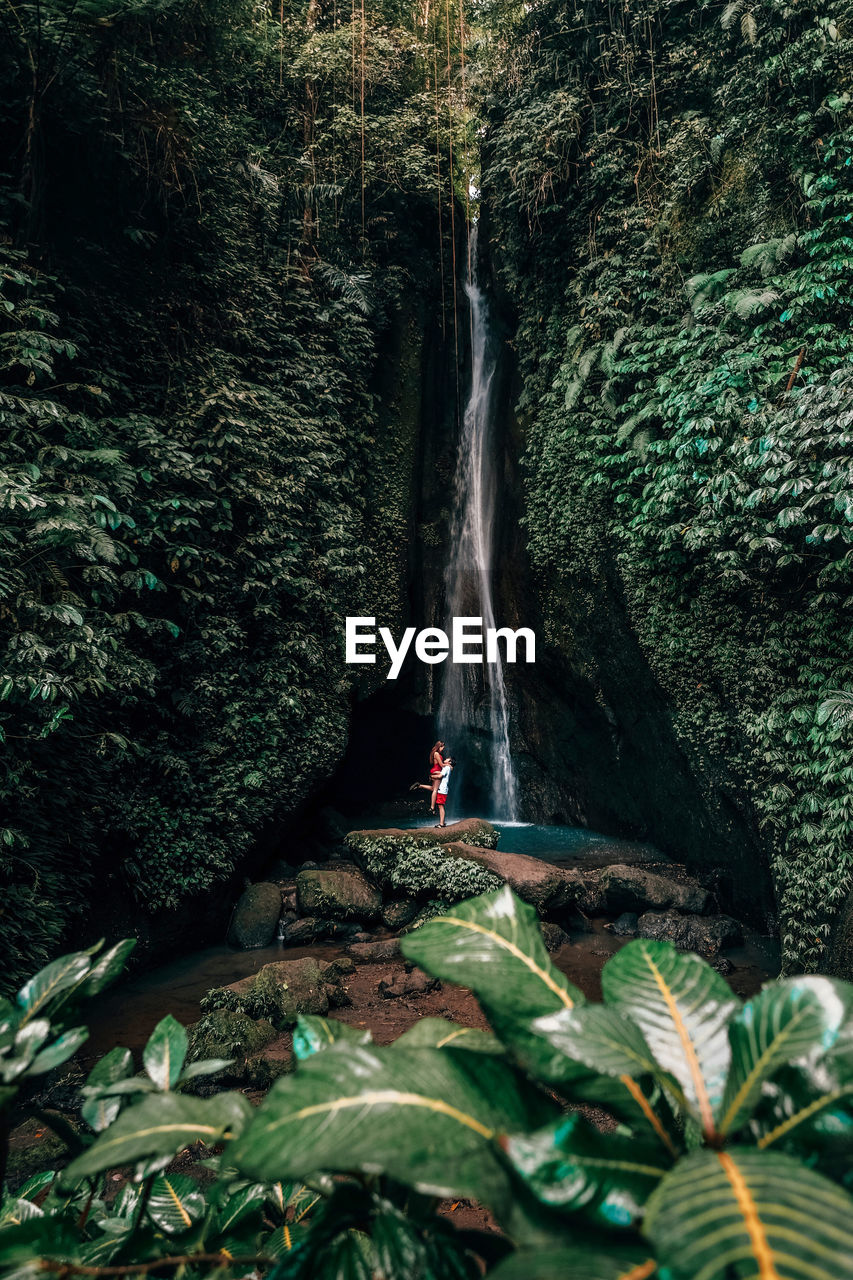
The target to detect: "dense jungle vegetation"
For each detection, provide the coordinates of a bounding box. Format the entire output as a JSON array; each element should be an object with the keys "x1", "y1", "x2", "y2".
[
  {"x1": 0, "y1": 0, "x2": 468, "y2": 985},
  {"x1": 2, "y1": 0, "x2": 853, "y2": 990},
  {"x1": 481, "y1": 0, "x2": 853, "y2": 971}
]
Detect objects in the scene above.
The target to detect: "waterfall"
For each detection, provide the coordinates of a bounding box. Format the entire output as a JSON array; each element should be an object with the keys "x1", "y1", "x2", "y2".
[{"x1": 437, "y1": 238, "x2": 519, "y2": 821}]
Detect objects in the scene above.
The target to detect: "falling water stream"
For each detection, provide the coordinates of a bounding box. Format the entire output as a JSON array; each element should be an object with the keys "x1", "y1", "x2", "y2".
[{"x1": 437, "y1": 236, "x2": 519, "y2": 820}]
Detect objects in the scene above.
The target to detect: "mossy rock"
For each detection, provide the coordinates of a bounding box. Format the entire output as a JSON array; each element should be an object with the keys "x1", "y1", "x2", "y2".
[
  {"x1": 6, "y1": 1117, "x2": 72, "y2": 1190},
  {"x1": 296, "y1": 867, "x2": 382, "y2": 922},
  {"x1": 227, "y1": 882, "x2": 282, "y2": 949},
  {"x1": 187, "y1": 1010, "x2": 276, "y2": 1063},
  {"x1": 201, "y1": 957, "x2": 341, "y2": 1026}
]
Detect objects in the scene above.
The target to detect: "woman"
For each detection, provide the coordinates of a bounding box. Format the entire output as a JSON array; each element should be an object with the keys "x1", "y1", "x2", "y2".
[{"x1": 410, "y1": 740, "x2": 445, "y2": 813}]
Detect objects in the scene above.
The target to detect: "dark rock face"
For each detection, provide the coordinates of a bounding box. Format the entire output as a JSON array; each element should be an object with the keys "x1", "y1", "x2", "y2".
[
  {"x1": 227, "y1": 882, "x2": 282, "y2": 949},
  {"x1": 825, "y1": 887, "x2": 853, "y2": 980},
  {"x1": 611, "y1": 912, "x2": 639, "y2": 937},
  {"x1": 636, "y1": 911, "x2": 743, "y2": 958},
  {"x1": 540, "y1": 922, "x2": 571, "y2": 952},
  {"x1": 599, "y1": 864, "x2": 710, "y2": 915},
  {"x1": 296, "y1": 867, "x2": 382, "y2": 922},
  {"x1": 382, "y1": 898, "x2": 420, "y2": 930}
]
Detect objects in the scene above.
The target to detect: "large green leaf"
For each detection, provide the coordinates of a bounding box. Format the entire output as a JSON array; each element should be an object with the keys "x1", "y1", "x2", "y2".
[
  {"x1": 719, "y1": 977, "x2": 852, "y2": 1136},
  {"x1": 752, "y1": 1060, "x2": 853, "y2": 1180},
  {"x1": 143, "y1": 1014, "x2": 188, "y2": 1090},
  {"x1": 400, "y1": 888, "x2": 583, "y2": 1065},
  {"x1": 507, "y1": 1113, "x2": 669, "y2": 1228},
  {"x1": 392, "y1": 1018, "x2": 503, "y2": 1054},
  {"x1": 491, "y1": 1246, "x2": 657, "y2": 1280},
  {"x1": 602, "y1": 940, "x2": 738, "y2": 1136},
  {"x1": 61, "y1": 1091, "x2": 251, "y2": 1182},
  {"x1": 27, "y1": 1026, "x2": 89, "y2": 1076},
  {"x1": 15, "y1": 952, "x2": 91, "y2": 1025},
  {"x1": 78, "y1": 940, "x2": 136, "y2": 998},
  {"x1": 293, "y1": 1015, "x2": 373, "y2": 1060},
  {"x1": 147, "y1": 1173, "x2": 206, "y2": 1234},
  {"x1": 230, "y1": 1044, "x2": 556, "y2": 1215},
  {"x1": 644, "y1": 1146, "x2": 853, "y2": 1280}
]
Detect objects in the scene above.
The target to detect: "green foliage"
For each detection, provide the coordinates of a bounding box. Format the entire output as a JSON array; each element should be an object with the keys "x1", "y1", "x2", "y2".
[
  {"x1": 0, "y1": 0, "x2": 463, "y2": 987},
  {"x1": 480, "y1": 0, "x2": 853, "y2": 969},
  {"x1": 346, "y1": 833, "x2": 503, "y2": 901},
  {"x1": 6, "y1": 901, "x2": 853, "y2": 1276}
]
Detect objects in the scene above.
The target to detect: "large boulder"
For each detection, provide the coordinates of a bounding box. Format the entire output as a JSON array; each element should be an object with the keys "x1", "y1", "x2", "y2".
[
  {"x1": 347, "y1": 818, "x2": 499, "y2": 852},
  {"x1": 296, "y1": 867, "x2": 382, "y2": 922},
  {"x1": 599, "y1": 864, "x2": 710, "y2": 915},
  {"x1": 636, "y1": 911, "x2": 743, "y2": 958},
  {"x1": 382, "y1": 898, "x2": 420, "y2": 931},
  {"x1": 227, "y1": 882, "x2": 282, "y2": 949},
  {"x1": 202, "y1": 956, "x2": 347, "y2": 1025},
  {"x1": 440, "y1": 842, "x2": 582, "y2": 914}
]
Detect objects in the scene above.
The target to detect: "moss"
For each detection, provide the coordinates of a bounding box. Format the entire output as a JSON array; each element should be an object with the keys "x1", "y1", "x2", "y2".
[
  {"x1": 346, "y1": 834, "x2": 502, "y2": 903},
  {"x1": 187, "y1": 1010, "x2": 276, "y2": 1063}
]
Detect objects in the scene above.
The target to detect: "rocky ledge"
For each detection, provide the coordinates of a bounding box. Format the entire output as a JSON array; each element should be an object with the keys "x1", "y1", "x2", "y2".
[{"x1": 225, "y1": 818, "x2": 752, "y2": 972}]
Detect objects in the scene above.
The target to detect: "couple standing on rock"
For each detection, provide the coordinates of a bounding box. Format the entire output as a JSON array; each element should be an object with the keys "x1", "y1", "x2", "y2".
[{"x1": 410, "y1": 740, "x2": 453, "y2": 828}]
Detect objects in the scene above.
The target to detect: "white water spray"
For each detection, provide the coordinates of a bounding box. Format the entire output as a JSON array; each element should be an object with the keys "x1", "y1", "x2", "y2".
[{"x1": 437, "y1": 240, "x2": 518, "y2": 821}]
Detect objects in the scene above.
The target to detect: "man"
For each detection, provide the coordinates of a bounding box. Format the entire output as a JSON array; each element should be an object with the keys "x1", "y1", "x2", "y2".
[{"x1": 435, "y1": 757, "x2": 453, "y2": 828}]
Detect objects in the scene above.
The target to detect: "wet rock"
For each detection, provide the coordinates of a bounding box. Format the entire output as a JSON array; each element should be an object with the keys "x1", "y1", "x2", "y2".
[
  {"x1": 636, "y1": 912, "x2": 743, "y2": 958},
  {"x1": 349, "y1": 930, "x2": 374, "y2": 944},
  {"x1": 611, "y1": 912, "x2": 639, "y2": 937},
  {"x1": 296, "y1": 867, "x2": 382, "y2": 922},
  {"x1": 441, "y1": 843, "x2": 582, "y2": 914},
  {"x1": 278, "y1": 916, "x2": 325, "y2": 945},
  {"x1": 346, "y1": 939, "x2": 401, "y2": 963},
  {"x1": 347, "y1": 818, "x2": 499, "y2": 852},
  {"x1": 600, "y1": 865, "x2": 710, "y2": 915},
  {"x1": 227, "y1": 882, "x2": 282, "y2": 949},
  {"x1": 379, "y1": 969, "x2": 439, "y2": 999},
  {"x1": 382, "y1": 898, "x2": 420, "y2": 931},
  {"x1": 322, "y1": 956, "x2": 356, "y2": 979},
  {"x1": 540, "y1": 922, "x2": 571, "y2": 952}
]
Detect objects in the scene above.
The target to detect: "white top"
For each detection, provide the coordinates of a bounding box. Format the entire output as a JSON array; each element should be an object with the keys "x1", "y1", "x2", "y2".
[{"x1": 437, "y1": 763, "x2": 452, "y2": 795}]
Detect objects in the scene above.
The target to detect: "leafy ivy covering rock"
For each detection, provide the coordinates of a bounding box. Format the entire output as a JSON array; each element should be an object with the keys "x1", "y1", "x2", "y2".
[{"x1": 346, "y1": 833, "x2": 503, "y2": 904}]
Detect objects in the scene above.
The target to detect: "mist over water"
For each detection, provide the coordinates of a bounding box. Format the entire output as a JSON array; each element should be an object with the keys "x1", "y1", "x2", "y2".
[{"x1": 437, "y1": 238, "x2": 518, "y2": 821}]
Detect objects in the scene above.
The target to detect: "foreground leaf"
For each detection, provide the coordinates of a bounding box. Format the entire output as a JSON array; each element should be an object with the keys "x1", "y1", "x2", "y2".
[
  {"x1": 491, "y1": 1246, "x2": 657, "y2": 1280},
  {"x1": 230, "y1": 1044, "x2": 556, "y2": 1215},
  {"x1": 602, "y1": 940, "x2": 738, "y2": 1135},
  {"x1": 62, "y1": 1091, "x2": 251, "y2": 1182},
  {"x1": 401, "y1": 888, "x2": 583, "y2": 1064},
  {"x1": 147, "y1": 1173, "x2": 206, "y2": 1234},
  {"x1": 293, "y1": 1015, "x2": 373, "y2": 1060},
  {"x1": 719, "y1": 977, "x2": 853, "y2": 1136},
  {"x1": 507, "y1": 1113, "x2": 669, "y2": 1228},
  {"x1": 143, "y1": 1014, "x2": 188, "y2": 1090},
  {"x1": 644, "y1": 1146, "x2": 853, "y2": 1280},
  {"x1": 392, "y1": 1019, "x2": 503, "y2": 1054},
  {"x1": 16, "y1": 953, "x2": 91, "y2": 1025}
]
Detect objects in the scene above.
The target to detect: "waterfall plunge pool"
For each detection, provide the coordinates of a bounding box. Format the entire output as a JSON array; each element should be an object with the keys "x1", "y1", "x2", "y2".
[{"x1": 345, "y1": 814, "x2": 659, "y2": 867}]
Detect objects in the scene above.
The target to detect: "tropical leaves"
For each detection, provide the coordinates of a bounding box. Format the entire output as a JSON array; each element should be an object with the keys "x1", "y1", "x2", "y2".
[{"x1": 645, "y1": 1148, "x2": 853, "y2": 1280}]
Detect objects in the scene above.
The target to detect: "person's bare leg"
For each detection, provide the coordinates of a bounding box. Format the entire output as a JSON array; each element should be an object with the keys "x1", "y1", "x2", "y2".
[
  {"x1": 430, "y1": 779, "x2": 440, "y2": 812},
  {"x1": 436, "y1": 799, "x2": 446, "y2": 827}
]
